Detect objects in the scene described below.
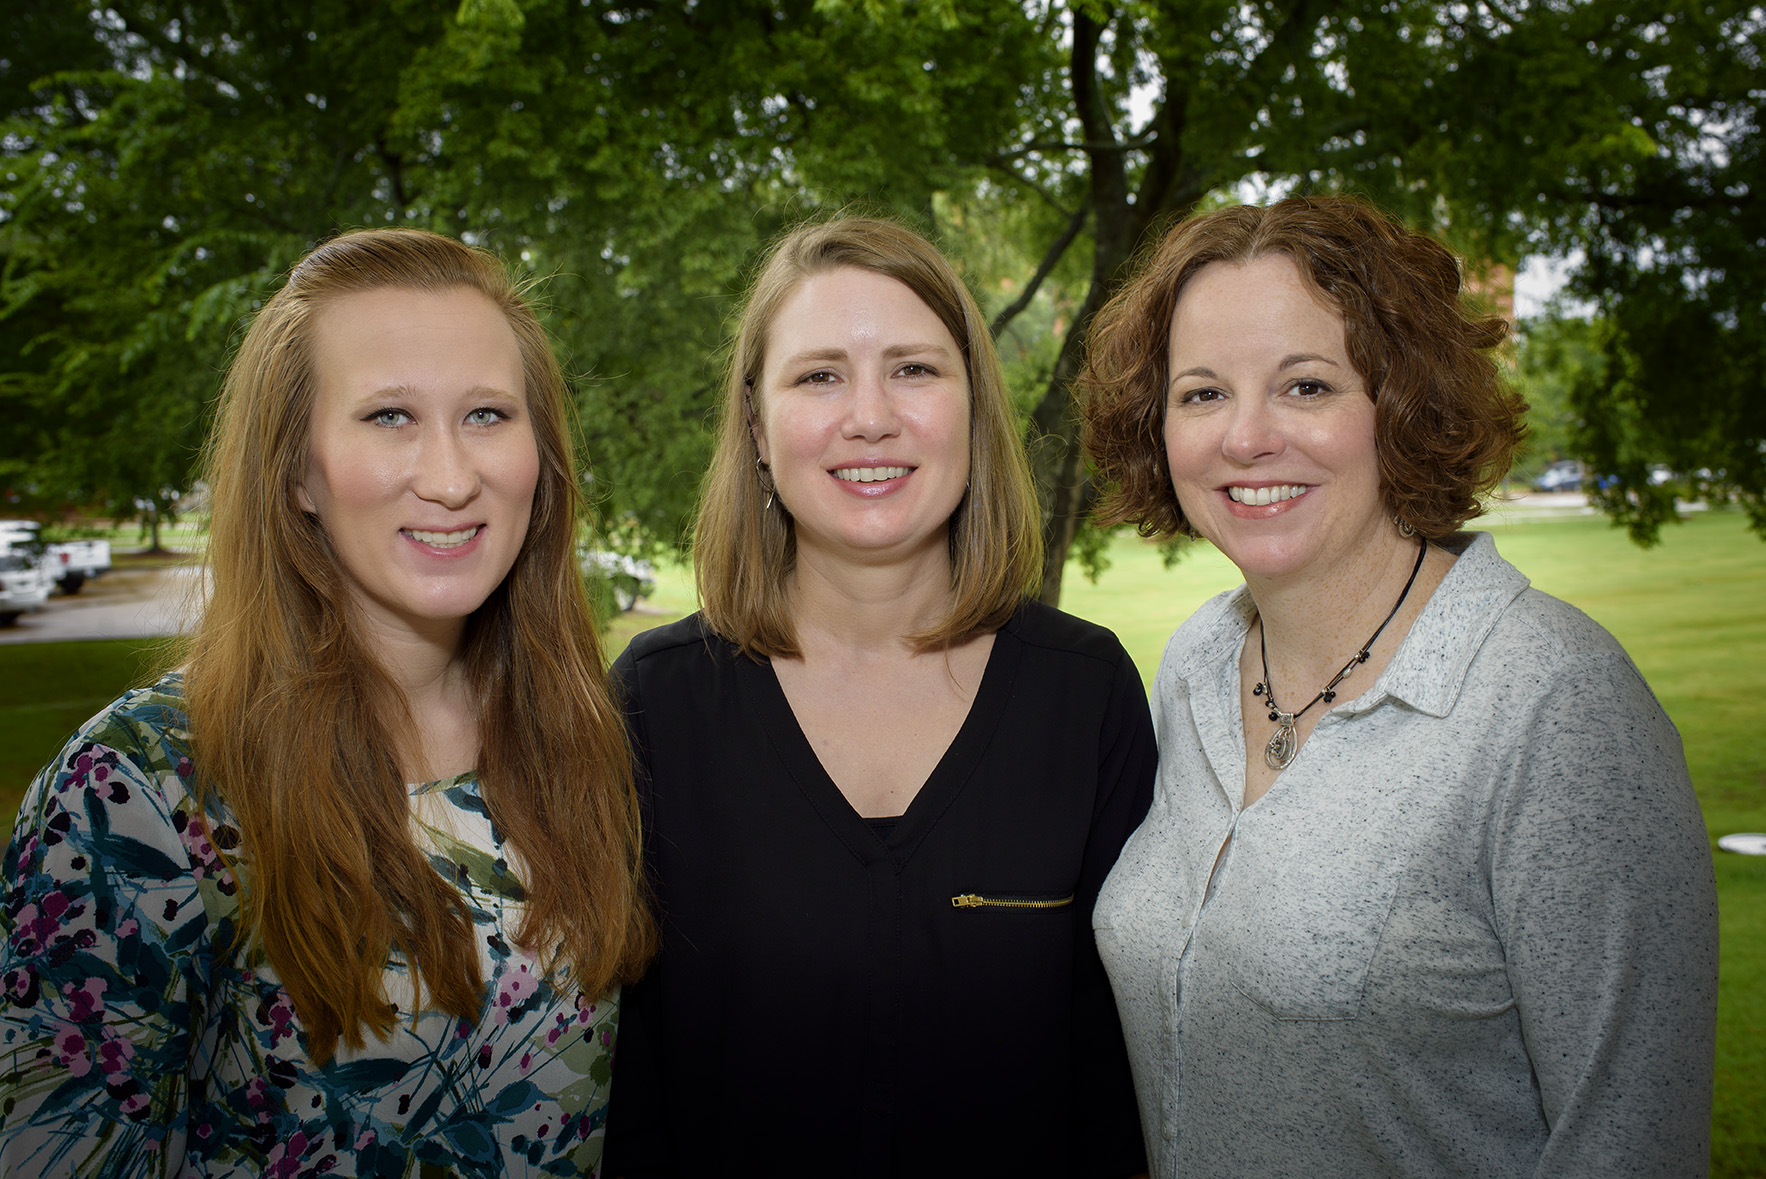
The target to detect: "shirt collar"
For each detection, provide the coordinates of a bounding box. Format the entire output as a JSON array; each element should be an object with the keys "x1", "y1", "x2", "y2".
[
  {"x1": 1164, "y1": 531, "x2": 1529, "y2": 720},
  {"x1": 1372, "y1": 531, "x2": 1529, "y2": 717}
]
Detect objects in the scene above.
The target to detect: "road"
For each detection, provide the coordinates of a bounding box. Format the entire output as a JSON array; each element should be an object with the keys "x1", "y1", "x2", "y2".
[{"x1": 0, "y1": 562, "x2": 200, "y2": 645}]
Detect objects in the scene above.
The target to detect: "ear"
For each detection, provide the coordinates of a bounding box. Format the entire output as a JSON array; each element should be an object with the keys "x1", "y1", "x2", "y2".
[
  {"x1": 294, "y1": 479, "x2": 316, "y2": 515},
  {"x1": 743, "y1": 381, "x2": 771, "y2": 466}
]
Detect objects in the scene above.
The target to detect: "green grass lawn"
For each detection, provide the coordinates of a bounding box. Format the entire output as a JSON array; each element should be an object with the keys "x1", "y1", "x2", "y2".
[{"x1": 2, "y1": 507, "x2": 1760, "y2": 1172}]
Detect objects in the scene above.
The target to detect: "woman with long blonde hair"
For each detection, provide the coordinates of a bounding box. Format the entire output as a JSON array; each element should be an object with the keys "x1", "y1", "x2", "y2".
[
  {"x1": 0, "y1": 227, "x2": 654, "y2": 1176},
  {"x1": 603, "y1": 217, "x2": 1154, "y2": 1176}
]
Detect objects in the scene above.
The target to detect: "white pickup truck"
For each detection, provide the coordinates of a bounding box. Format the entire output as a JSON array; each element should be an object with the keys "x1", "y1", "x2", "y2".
[{"x1": 0, "y1": 520, "x2": 112, "y2": 594}]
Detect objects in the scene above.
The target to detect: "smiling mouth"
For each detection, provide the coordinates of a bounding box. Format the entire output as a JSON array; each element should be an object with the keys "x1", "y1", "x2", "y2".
[
  {"x1": 833, "y1": 466, "x2": 913, "y2": 483},
  {"x1": 1227, "y1": 484, "x2": 1308, "y2": 506},
  {"x1": 405, "y1": 526, "x2": 481, "y2": 547}
]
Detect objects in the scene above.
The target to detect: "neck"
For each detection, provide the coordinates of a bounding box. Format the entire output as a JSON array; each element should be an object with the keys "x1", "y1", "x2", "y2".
[
  {"x1": 350, "y1": 602, "x2": 473, "y2": 717},
  {"x1": 786, "y1": 536, "x2": 955, "y2": 659},
  {"x1": 1248, "y1": 529, "x2": 1427, "y2": 683}
]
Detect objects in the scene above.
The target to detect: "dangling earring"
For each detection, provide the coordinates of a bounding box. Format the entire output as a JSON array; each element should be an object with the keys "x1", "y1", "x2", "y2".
[
  {"x1": 756, "y1": 456, "x2": 775, "y2": 514},
  {"x1": 1395, "y1": 514, "x2": 1417, "y2": 538},
  {"x1": 746, "y1": 382, "x2": 779, "y2": 514}
]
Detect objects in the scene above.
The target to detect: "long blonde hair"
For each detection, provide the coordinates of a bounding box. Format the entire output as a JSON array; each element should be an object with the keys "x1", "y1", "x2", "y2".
[
  {"x1": 182, "y1": 227, "x2": 654, "y2": 1062},
  {"x1": 695, "y1": 216, "x2": 1043, "y2": 656}
]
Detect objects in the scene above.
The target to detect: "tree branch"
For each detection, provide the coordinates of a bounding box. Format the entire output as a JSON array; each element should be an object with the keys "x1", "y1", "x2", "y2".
[
  {"x1": 996, "y1": 135, "x2": 1158, "y2": 158},
  {"x1": 984, "y1": 161, "x2": 1080, "y2": 219},
  {"x1": 1071, "y1": 8, "x2": 1131, "y2": 262},
  {"x1": 991, "y1": 202, "x2": 1089, "y2": 340}
]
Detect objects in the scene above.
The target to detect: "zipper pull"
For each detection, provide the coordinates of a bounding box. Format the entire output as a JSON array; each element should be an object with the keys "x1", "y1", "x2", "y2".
[{"x1": 951, "y1": 894, "x2": 984, "y2": 908}]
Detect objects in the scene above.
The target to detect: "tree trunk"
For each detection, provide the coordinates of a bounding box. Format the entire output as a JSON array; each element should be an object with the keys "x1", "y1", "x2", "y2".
[{"x1": 1028, "y1": 279, "x2": 1111, "y2": 605}]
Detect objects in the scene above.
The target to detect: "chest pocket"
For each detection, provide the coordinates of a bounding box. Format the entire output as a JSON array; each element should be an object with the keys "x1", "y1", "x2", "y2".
[{"x1": 1207, "y1": 800, "x2": 1411, "y2": 1021}]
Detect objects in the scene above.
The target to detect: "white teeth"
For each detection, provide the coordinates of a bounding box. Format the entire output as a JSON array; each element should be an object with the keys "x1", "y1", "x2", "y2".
[
  {"x1": 833, "y1": 466, "x2": 911, "y2": 483},
  {"x1": 1227, "y1": 484, "x2": 1308, "y2": 506},
  {"x1": 406, "y1": 526, "x2": 480, "y2": 547}
]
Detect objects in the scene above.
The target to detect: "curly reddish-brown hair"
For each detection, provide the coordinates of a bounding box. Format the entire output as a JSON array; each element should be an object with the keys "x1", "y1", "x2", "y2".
[{"x1": 1081, "y1": 195, "x2": 1526, "y2": 540}]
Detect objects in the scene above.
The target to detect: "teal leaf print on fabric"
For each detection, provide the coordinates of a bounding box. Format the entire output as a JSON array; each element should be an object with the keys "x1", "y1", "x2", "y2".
[
  {"x1": 486, "y1": 1078, "x2": 544, "y2": 1117},
  {"x1": 438, "y1": 1111, "x2": 500, "y2": 1162},
  {"x1": 326, "y1": 1057, "x2": 414, "y2": 1091}
]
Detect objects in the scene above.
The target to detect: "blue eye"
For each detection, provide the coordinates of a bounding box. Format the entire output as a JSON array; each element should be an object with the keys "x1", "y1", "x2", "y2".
[
  {"x1": 369, "y1": 409, "x2": 412, "y2": 427},
  {"x1": 466, "y1": 408, "x2": 508, "y2": 426}
]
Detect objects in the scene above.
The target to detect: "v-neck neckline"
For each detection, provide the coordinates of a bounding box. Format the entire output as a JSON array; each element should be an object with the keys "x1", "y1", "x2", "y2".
[{"x1": 746, "y1": 613, "x2": 1024, "y2": 865}]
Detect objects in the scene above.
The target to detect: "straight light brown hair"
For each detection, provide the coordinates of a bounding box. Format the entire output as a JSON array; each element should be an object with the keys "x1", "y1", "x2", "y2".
[
  {"x1": 181, "y1": 227, "x2": 654, "y2": 1063},
  {"x1": 695, "y1": 216, "x2": 1043, "y2": 656},
  {"x1": 1082, "y1": 195, "x2": 1526, "y2": 539}
]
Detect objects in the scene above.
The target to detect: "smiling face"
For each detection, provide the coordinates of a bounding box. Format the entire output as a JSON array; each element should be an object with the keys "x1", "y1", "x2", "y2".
[
  {"x1": 755, "y1": 266, "x2": 971, "y2": 572},
  {"x1": 297, "y1": 285, "x2": 539, "y2": 648},
  {"x1": 1163, "y1": 253, "x2": 1389, "y2": 585}
]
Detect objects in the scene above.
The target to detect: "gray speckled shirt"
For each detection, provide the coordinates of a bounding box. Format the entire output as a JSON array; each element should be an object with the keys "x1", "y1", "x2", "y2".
[{"x1": 1094, "y1": 531, "x2": 1718, "y2": 1178}]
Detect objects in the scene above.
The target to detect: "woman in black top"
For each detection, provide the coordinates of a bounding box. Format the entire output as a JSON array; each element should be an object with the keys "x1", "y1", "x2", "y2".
[{"x1": 604, "y1": 217, "x2": 1155, "y2": 1177}]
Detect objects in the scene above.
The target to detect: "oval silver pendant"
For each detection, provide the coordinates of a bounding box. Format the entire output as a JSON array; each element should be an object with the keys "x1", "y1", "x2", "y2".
[{"x1": 1264, "y1": 718, "x2": 1298, "y2": 771}]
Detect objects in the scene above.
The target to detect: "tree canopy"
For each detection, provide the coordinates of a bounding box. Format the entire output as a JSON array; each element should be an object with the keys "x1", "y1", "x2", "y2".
[{"x1": 2, "y1": 0, "x2": 1759, "y2": 589}]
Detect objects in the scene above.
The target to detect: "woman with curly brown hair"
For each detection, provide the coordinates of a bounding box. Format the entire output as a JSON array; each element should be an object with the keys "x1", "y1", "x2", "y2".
[
  {"x1": 1081, "y1": 196, "x2": 1716, "y2": 1178},
  {"x1": 1, "y1": 228, "x2": 653, "y2": 1176}
]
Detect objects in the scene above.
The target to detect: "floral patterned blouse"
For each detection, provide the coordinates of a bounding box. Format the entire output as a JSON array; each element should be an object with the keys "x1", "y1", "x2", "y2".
[{"x1": 0, "y1": 677, "x2": 620, "y2": 1177}]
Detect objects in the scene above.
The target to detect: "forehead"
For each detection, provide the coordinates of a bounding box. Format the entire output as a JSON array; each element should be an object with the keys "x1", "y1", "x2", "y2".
[
  {"x1": 309, "y1": 285, "x2": 525, "y2": 391},
  {"x1": 1169, "y1": 254, "x2": 1347, "y2": 352},
  {"x1": 765, "y1": 266, "x2": 958, "y2": 355}
]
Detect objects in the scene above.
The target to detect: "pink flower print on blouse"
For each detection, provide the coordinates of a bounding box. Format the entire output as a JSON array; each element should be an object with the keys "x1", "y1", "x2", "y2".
[
  {"x1": 3, "y1": 965, "x2": 39, "y2": 1008},
  {"x1": 492, "y1": 959, "x2": 537, "y2": 1026},
  {"x1": 263, "y1": 1130, "x2": 311, "y2": 1178},
  {"x1": 53, "y1": 1026, "x2": 90, "y2": 1077},
  {"x1": 12, "y1": 891, "x2": 77, "y2": 957},
  {"x1": 255, "y1": 992, "x2": 298, "y2": 1049},
  {"x1": 96, "y1": 1029, "x2": 133, "y2": 1076},
  {"x1": 63, "y1": 977, "x2": 106, "y2": 1021}
]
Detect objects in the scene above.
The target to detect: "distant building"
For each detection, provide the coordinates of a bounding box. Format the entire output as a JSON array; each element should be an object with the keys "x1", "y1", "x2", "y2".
[{"x1": 1465, "y1": 261, "x2": 1516, "y2": 328}]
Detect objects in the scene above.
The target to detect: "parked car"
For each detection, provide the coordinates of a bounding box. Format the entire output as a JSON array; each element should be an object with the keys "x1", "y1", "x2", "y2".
[
  {"x1": 0, "y1": 520, "x2": 111, "y2": 593},
  {"x1": 580, "y1": 549, "x2": 657, "y2": 613},
  {"x1": 0, "y1": 550, "x2": 53, "y2": 625},
  {"x1": 1532, "y1": 459, "x2": 1586, "y2": 493}
]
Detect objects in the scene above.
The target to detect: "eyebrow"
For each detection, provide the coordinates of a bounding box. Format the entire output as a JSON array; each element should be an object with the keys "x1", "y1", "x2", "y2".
[
  {"x1": 349, "y1": 384, "x2": 523, "y2": 405},
  {"x1": 777, "y1": 342, "x2": 956, "y2": 369},
  {"x1": 1167, "y1": 353, "x2": 1342, "y2": 386},
  {"x1": 883, "y1": 342, "x2": 954, "y2": 361}
]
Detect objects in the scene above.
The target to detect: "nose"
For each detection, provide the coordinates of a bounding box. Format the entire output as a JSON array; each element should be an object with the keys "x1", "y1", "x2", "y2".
[
  {"x1": 842, "y1": 371, "x2": 901, "y2": 442},
  {"x1": 1221, "y1": 394, "x2": 1283, "y2": 465},
  {"x1": 412, "y1": 425, "x2": 482, "y2": 509}
]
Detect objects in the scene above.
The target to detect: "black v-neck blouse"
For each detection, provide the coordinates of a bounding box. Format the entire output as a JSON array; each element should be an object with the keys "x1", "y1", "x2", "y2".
[{"x1": 603, "y1": 602, "x2": 1156, "y2": 1178}]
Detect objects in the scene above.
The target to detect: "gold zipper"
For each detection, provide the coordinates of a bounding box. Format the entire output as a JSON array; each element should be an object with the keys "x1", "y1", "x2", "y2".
[{"x1": 950, "y1": 892, "x2": 1075, "y2": 911}]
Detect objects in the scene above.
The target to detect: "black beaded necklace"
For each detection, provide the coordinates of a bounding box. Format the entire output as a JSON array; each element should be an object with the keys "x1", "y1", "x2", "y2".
[{"x1": 1254, "y1": 536, "x2": 1428, "y2": 771}]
